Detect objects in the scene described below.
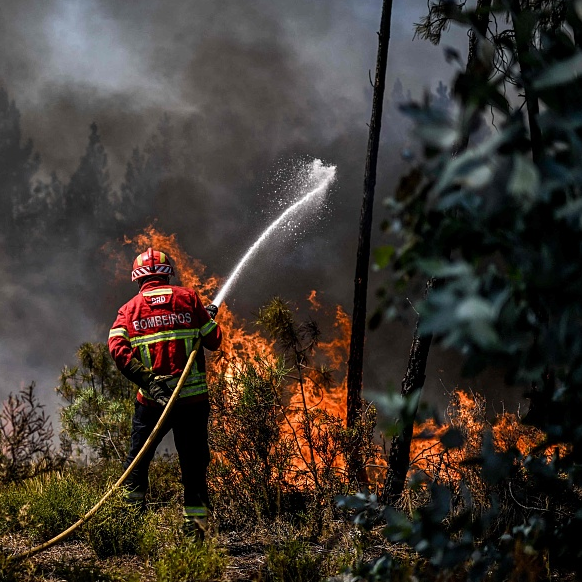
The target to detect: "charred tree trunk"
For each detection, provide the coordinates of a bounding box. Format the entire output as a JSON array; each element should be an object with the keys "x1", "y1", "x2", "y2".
[
  {"x1": 382, "y1": 0, "x2": 493, "y2": 505},
  {"x1": 346, "y1": 0, "x2": 394, "y2": 431},
  {"x1": 509, "y1": 0, "x2": 542, "y2": 164},
  {"x1": 467, "y1": 0, "x2": 493, "y2": 68},
  {"x1": 381, "y1": 281, "x2": 433, "y2": 505}
]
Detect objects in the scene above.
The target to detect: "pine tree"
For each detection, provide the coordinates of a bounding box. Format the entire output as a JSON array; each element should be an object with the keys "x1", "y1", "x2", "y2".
[
  {"x1": 63, "y1": 122, "x2": 114, "y2": 240},
  {"x1": 0, "y1": 88, "x2": 40, "y2": 251},
  {"x1": 119, "y1": 114, "x2": 174, "y2": 225}
]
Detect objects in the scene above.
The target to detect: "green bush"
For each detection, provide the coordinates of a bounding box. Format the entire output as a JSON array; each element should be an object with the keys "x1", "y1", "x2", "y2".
[
  {"x1": 262, "y1": 539, "x2": 322, "y2": 582},
  {"x1": 0, "y1": 470, "x2": 96, "y2": 541},
  {"x1": 138, "y1": 506, "x2": 182, "y2": 560},
  {"x1": 58, "y1": 342, "x2": 134, "y2": 462},
  {"x1": 0, "y1": 479, "x2": 30, "y2": 535},
  {"x1": 154, "y1": 539, "x2": 227, "y2": 582},
  {"x1": 84, "y1": 491, "x2": 143, "y2": 558}
]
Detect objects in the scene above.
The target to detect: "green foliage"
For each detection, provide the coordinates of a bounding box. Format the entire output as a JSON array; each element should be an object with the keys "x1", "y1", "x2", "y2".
[
  {"x1": 262, "y1": 539, "x2": 322, "y2": 582},
  {"x1": 57, "y1": 342, "x2": 134, "y2": 461},
  {"x1": 84, "y1": 491, "x2": 143, "y2": 558},
  {"x1": 154, "y1": 539, "x2": 227, "y2": 582},
  {"x1": 345, "y1": 2, "x2": 582, "y2": 580},
  {"x1": 137, "y1": 506, "x2": 182, "y2": 561},
  {"x1": 0, "y1": 470, "x2": 96, "y2": 541}
]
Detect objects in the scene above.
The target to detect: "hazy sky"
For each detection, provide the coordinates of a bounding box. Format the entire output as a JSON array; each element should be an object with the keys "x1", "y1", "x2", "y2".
[{"x1": 1, "y1": 1, "x2": 513, "y2": 421}]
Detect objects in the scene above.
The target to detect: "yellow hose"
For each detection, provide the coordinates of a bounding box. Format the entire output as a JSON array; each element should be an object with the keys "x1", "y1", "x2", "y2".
[{"x1": 12, "y1": 337, "x2": 203, "y2": 562}]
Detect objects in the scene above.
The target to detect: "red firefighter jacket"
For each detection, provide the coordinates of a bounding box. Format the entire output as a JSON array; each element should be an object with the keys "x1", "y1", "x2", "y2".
[{"x1": 108, "y1": 279, "x2": 221, "y2": 406}]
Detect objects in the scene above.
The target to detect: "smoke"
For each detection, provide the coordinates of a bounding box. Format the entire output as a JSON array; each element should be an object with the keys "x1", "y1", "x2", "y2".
[{"x1": 0, "y1": 0, "x2": 521, "y2": 424}]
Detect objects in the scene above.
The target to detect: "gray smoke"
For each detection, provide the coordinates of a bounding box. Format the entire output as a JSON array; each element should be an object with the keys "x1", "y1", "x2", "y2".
[{"x1": 0, "y1": 0, "x2": 521, "y2": 424}]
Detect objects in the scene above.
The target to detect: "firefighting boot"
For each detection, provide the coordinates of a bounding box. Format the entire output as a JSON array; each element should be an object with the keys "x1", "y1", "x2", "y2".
[
  {"x1": 183, "y1": 506, "x2": 208, "y2": 543},
  {"x1": 122, "y1": 486, "x2": 146, "y2": 513}
]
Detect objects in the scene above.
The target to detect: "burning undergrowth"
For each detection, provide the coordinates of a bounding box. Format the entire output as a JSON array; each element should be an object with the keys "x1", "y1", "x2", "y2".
[
  {"x1": 112, "y1": 226, "x2": 570, "y2": 525},
  {"x1": 120, "y1": 226, "x2": 378, "y2": 528},
  {"x1": 0, "y1": 227, "x2": 577, "y2": 580}
]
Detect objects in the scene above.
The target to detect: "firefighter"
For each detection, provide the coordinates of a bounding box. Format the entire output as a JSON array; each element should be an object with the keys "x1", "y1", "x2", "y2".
[{"x1": 108, "y1": 247, "x2": 221, "y2": 541}]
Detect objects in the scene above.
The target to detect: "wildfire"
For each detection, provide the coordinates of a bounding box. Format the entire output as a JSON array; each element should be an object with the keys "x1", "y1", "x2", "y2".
[
  {"x1": 115, "y1": 226, "x2": 564, "y2": 492},
  {"x1": 409, "y1": 390, "x2": 567, "y2": 486},
  {"x1": 126, "y1": 225, "x2": 275, "y2": 374},
  {"x1": 122, "y1": 226, "x2": 355, "y2": 485}
]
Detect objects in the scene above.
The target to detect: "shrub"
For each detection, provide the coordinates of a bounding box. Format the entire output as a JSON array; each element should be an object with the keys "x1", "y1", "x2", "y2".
[
  {"x1": 262, "y1": 539, "x2": 322, "y2": 582},
  {"x1": 58, "y1": 342, "x2": 134, "y2": 461},
  {"x1": 154, "y1": 539, "x2": 227, "y2": 582},
  {"x1": 209, "y1": 356, "x2": 297, "y2": 527},
  {"x1": 0, "y1": 383, "x2": 64, "y2": 483},
  {"x1": 209, "y1": 299, "x2": 378, "y2": 532},
  {"x1": 84, "y1": 491, "x2": 143, "y2": 558},
  {"x1": 146, "y1": 453, "x2": 183, "y2": 507},
  {"x1": 138, "y1": 506, "x2": 182, "y2": 561},
  {"x1": 0, "y1": 470, "x2": 96, "y2": 541}
]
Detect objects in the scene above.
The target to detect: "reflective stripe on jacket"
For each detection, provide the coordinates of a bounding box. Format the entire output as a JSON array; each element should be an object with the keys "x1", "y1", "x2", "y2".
[{"x1": 108, "y1": 279, "x2": 221, "y2": 403}]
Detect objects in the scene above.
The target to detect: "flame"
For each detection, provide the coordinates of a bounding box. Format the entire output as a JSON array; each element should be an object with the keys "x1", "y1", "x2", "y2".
[
  {"x1": 307, "y1": 290, "x2": 321, "y2": 310},
  {"x1": 409, "y1": 390, "x2": 568, "y2": 486},
  {"x1": 120, "y1": 226, "x2": 359, "y2": 486},
  {"x1": 125, "y1": 225, "x2": 275, "y2": 375},
  {"x1": 112, "y1": 227, "x2": 567, "y2": 493}
]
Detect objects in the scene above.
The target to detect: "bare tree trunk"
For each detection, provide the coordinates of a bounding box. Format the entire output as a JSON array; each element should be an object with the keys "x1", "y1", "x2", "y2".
[
  {"x1": 346, "y1": 0, "x2": 394, "y2": 431},
  {"x1": 509, "y1": 0, "x2": 542, "y2": 163},
  {"x1": 381, "y1": 282, "x2": 433, "y2": 504},
  {"x1": 467, "y1": 0, "x2": 493, "y2": 67}
]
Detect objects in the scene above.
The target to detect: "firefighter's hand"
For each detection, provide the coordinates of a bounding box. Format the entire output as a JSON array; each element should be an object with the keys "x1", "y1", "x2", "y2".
[
  {"x1": 147, "y1": 375, "x2": 174, "y2": 407},
  {"x1": 206, "y1": 304, "x2": 219, "y2": 319}
]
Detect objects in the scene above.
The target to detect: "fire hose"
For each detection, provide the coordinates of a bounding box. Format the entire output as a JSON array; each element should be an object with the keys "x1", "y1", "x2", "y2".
[{"x1": 12, "y1": 337, "x2": 202, "y2": 562}]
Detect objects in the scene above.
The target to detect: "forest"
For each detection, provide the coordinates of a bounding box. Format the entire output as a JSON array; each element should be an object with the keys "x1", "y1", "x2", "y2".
[{"x1": 2, "y1": 0, "x2": 582, "y2": 581}]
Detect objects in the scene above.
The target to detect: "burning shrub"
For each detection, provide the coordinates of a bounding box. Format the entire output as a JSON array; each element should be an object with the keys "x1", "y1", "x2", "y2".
[
  {"x1": 209, "y1": 356, "x2": 297, "y2": 527},
  {"x1": 206, "y1": 296, "x2": 379, "y2": 533},
  {"x1": 207, "y1": 297, "x2": 379, "y2": 533}
]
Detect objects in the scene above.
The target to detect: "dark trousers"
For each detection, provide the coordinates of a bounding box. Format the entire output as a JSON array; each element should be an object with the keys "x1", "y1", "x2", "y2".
[{"x1": 124, "y1": 399, "x2": 211, "y2": 508}]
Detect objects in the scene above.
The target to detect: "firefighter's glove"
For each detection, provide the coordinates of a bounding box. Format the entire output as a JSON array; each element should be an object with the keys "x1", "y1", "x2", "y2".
[
  {"x1": 124, "y1": 358, "x2": 156, "y2": 388},
  {"x1": 206, "y1": 304, "x2": 219, "y2": 319},
  {"x1": 123, "y1": 358, "x2": 174, "y2": 407},
  {"x1": 147, "y1": 375, "x2": 174, "y2": 407}
]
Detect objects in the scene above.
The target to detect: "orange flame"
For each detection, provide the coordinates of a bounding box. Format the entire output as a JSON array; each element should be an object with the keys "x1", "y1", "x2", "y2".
[
  {"x1": 115, "y1": 228, "x2": 567, "y2": 493},
  {"x1": 119, "y1": 226, "x2": 358, "y2": 485},
  {"x1": 307, "y1": 290, "x2": 321, "y2": 311},
  {"x1": 409, "y1": 390, "x2": 568, "y2": 486}
]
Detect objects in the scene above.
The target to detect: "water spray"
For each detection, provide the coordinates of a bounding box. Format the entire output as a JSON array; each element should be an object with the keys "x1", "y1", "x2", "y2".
[
  {"x1": 212, "y1": 159, "x2": 336, "y2": 307},
  {"x1": 10, "y1": 158, "x2": 336, "y2": 563}
]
